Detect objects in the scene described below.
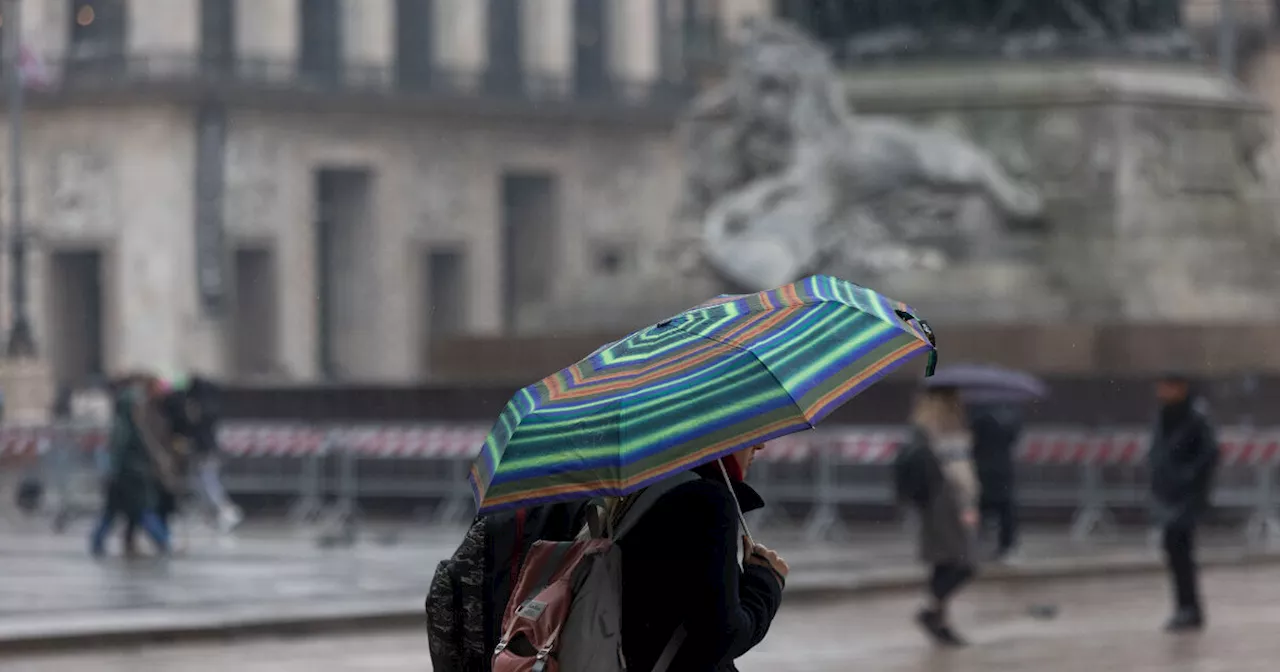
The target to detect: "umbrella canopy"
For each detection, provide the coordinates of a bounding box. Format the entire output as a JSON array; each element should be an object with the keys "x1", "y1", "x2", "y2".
[
  {"x1": 470, "y1": 275, "x2": 937, "y2": 514},
  {"x1": 925, "y1": 364, "x2": 1048, "y2": 403}
]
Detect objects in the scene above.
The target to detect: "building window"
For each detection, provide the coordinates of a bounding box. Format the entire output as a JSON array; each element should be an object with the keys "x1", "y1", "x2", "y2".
[
  {"x1": 485, "y1": 0, "x2": 523, "y2": 94},
  {"x1": 298, "y1": 0, "x2": 343, "y2": 85},
  {"x1": 68, "y1": 0, "x2": 127, "y2": 63},
  {"x1": 200, "y1": 0, "x2": 236, "y2": 74},
  {"x1": 573, "y1": 0, "x2": 610, "y2": 96},
  {"x1": 396, "y1": 0, "x2": 436, "y2": 90},
  {"x1": 659, "y1": 0, "x2": 722, "y2": 81}
]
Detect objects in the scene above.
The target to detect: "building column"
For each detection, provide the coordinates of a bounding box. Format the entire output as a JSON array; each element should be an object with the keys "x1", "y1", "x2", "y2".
[
  {"x1": 342, "y1": 0, "x2": 394, "y2": 67},
  {"x1": 613, "y1": 0, "x2": 659, "y2": 83},
  {"x1": 437, "y1": 0, "x2": 487, "y2": 72},
  {"x1": 236, "y1": 0, "x2": 297, "y2": 65},
  {"x1": 128, "y1": 0, "x2": 200, "y2": 57},
  {"x1": 524, "y1": 0, "x2": 571, "y2": 80}
]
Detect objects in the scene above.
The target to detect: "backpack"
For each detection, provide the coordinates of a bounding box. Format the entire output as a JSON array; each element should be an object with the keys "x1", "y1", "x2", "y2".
[
  {"x1": 427, "y1": 500, "x2": 593, "y2": 672},
  {"x1": 892, "y1": 430, "x2": 938, "y2": 508},
  {"x1": 492, "y1": 471, "x2": 698, "y2": 672}
]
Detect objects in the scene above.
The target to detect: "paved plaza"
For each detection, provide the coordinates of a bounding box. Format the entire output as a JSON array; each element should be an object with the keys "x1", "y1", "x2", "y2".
[
  {"x1": 1, "y1": 514, "x2": 1278, "y2": 650},
  {"x1": 7, "y1": 564, "x2": 1280, "y2": 670}
]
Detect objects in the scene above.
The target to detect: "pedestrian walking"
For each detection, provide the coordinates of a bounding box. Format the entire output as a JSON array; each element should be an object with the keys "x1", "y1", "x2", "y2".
[
  {"x1": 894, "y1": 385, "x2": 979, "y2": 646},
  {"x1": 435, "y1": 277, "x2": 932, "y2": 672},
  {"x1": 182, "y1": 375, "x2": 242, "y2": 532},
  {"x1": 89, "y1": 375, "x2": 175, "y2": 558},
  {"x1": 613, "y1": 444, "x2": 788, "y2": 671},
  {"x1": 968, "y1": 402, "x2": 1024, "y2": 561},
  {"x1": 123, "y1": 377, "x2": 189, "y2": 555},
  {"x1": 1148, "y1": 373, "x2": 1219, "y2": 632},
  {"x1": 923, "y1": 364, "x2": 1046, "y2": 563}
]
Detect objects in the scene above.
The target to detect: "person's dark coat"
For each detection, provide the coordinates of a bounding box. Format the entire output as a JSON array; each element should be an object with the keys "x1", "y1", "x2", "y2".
[
  {"x1": 898, "y1": 427, "x2": 976, "y2": 566},
  {"x1": 967, "y1": 404, "x2": 1024, "y2": 505},
  {"x1": 1148, "y1": 398, "x2": 1219, "y2": 530},
  {"x1": 617, "y1": 466, "x2": 783, "y2": 672},
  {"x1": 183, "y1": 377, "x2": 222, "y2": 455},
  {"x1": 106, "y1": 389, "x2": 160, "y2": 518}
]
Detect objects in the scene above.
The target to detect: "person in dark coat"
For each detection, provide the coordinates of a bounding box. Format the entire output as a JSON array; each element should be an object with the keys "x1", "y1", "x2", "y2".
[
  {"x1": 1148, "y1": 373, "x2": 1219, "y2": 632},
  {"x1": 617, "y1": 443, "x2": 788, "y2": 671},
  {"x1": 896, "y1": 386, "x2": 978, "y2": 647},
  {"x1": 89, "y1": 377, "x2": 173, "y2": 557},
  {"x1": 967, "y1": 403, "x2": 1025, "y2": 560},
  {"x1": 123, "y1": 380, "x2": 189, "y2": 555},
  {"x1": 184, "y1": 375, "x2": 243, "y2": 531}
]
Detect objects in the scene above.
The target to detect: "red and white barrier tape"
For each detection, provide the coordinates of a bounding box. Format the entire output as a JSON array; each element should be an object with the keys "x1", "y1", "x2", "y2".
[{"x1": 2, "y1": 424, "x2": 1279, "y2": 467}]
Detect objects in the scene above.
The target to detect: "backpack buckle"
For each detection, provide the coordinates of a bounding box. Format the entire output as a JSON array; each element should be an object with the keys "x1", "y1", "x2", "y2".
[{"x1": 533, "y1": 645, "x2": 554, "y2": 672}]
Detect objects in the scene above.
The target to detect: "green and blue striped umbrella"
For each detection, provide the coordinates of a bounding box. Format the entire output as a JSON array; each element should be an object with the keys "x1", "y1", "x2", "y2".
[{"x1": 470, "y1": 275, "x2": 936, "y2": 513}]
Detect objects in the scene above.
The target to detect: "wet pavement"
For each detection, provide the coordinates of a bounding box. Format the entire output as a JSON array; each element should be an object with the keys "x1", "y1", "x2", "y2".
[
  {"x1": 1, "y1": 515, "x2": 1277, "y2": 651},
  {"x1": 7, "y1": 564, "x2": 1280, "y2": 670}
]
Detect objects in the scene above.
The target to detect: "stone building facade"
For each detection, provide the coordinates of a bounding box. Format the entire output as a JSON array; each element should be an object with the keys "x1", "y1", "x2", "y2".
[
  {"x1": 3, "y1": 0, "x2": 1276, "y2": 395},
  {"x1": 0, "y1": 0, "x2": 767, "y2": 388}
]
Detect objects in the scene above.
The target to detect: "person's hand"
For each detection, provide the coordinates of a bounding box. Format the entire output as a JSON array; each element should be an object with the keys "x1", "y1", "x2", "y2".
[
  {"x1": 961, "y1": 508, "x2": 979, "y2": 529},
  {"x1": 743, "y1": 536, "x2": 790, "y2": 582}
]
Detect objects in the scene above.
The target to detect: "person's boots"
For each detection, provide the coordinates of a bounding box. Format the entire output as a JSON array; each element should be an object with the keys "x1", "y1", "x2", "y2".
[
  {"x1": 916, "y1": 609, "x2": 968, "y2": 647},
  {"x1": 1164, "y1": 607, "x2": 1205, "y2": 632}
]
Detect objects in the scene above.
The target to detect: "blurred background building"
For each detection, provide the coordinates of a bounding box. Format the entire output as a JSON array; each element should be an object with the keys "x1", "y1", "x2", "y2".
[
  {"x1": 0, "y1": 0, "x2": 1278, "y2": 404},
  {"x1": 0, "y1": 0, "x2": 764, "y2": 390}
]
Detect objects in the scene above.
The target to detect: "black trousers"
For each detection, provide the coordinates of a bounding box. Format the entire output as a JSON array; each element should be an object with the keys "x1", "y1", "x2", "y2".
[
  {"x1": 929, "y1": 563, "x2": 974, "y2": 604},
  {"x1": 980, "y1": 496, "x2": 1018, "y2": 553},
  {"x1": 1161, "y1": 524, "x2": 1202, "y2": 613}
]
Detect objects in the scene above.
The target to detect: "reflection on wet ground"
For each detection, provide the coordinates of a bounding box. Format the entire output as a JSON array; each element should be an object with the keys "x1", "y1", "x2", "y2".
[{"x1": 8, "y1": 564, "x2": 1280, "y2": 671}]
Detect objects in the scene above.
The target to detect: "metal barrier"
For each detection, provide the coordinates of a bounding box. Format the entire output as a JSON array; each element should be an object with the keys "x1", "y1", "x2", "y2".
[
  {"x1": 218, "y1": 424, "x2": 329, "y2": 524},
  {"x1": 2, "y1": 422, "x2": 1278, "y2": 547}
]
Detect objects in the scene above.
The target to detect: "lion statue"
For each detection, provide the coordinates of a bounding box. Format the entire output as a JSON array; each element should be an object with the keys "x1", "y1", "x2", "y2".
[{"x1": 677, "y1": 18, "x2": 1045, "y2": 291}]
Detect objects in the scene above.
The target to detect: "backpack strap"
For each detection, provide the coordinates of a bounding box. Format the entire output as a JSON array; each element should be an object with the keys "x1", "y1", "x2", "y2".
[
  {"x1": 612, "y1": 471, "x2": 700, "y2": 542},
  {"x1": 612, "y1": 471, "x2": 699, "y2": 671},
  {"x1": 652, "y1": 624, "x2": 687, "y2": 672}
]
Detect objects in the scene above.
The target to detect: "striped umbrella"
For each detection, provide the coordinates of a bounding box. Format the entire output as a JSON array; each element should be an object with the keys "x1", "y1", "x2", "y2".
[{"x1": 470, "y1": 275, "x2": 936, "y2": 513}]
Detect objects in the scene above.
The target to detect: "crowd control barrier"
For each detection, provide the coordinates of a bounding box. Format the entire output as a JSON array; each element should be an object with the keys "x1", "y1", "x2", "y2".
[{"x1": 2, "y1": 423, "x2": 1277, "y2": 546}]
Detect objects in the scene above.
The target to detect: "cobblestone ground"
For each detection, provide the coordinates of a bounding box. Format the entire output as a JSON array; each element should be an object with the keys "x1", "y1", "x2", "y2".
[{"x1": 7, "y1": 565, "x2": 1280, "y2": 671}]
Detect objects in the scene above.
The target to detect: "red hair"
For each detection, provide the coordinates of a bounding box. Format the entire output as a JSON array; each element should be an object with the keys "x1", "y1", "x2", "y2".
[
  {"x1": 693, "y1": 455, "x2": 744, "y2": 483},
  {"x1": 721, "y1": 455, "x2": 745, "y2": 482}
]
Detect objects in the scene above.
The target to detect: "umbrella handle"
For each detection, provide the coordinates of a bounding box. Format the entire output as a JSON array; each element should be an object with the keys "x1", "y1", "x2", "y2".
[{"x1": 717, "y1": 459, "x2": 755, "y2": 548}]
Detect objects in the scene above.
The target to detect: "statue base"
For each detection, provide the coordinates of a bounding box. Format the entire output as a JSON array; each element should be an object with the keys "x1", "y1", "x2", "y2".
[{"x1": 842, "y1": 60, "x2": 1278, "y2": 323}]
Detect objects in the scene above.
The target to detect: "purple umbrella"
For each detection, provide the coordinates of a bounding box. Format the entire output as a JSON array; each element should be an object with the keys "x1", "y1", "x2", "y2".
[{"x1": 923, "y1": 363, "x2": 1048, "y2": 403}]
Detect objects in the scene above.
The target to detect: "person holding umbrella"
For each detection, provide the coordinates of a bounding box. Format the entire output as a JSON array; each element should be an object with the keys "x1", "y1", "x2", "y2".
[
  {"x1": 967, "y1": 401, "x2": 1024, "y2": 561},
  {"x1": 925, "y1": 364, "x2": 1048, "y2": 562},
  {"x1": 458, "y1": 275, "x2": 939, "y2": 671},
  {"x1": 894, "y1": 385, "x2": 979, "y2": 647},
  {"x1": 89, "y1": 373, "x2": 176, "y2": 558}
]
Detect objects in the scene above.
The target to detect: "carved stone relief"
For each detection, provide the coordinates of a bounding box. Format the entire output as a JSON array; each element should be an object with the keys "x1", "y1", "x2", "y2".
[
  {"x1": 225, "y1": 127, "x2": 282, "y2": 234},
  {"x1": 1131, "y1": 109, "x2": 1242, "y2": 197},
  {"x1": 44, "y1": 148, "x2": 117, "y2": 235},
  {"x1": 416, "y1": 136, "x2": 472, "y2": 236}
]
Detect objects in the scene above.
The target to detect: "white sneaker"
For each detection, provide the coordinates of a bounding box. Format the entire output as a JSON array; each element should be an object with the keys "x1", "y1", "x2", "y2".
[{"x1": 217, "y1": 506, "x2": 243, "y2": 533}]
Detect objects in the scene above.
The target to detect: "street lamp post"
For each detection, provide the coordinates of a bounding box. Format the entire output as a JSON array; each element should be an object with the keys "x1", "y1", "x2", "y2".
[{"x1": 4, "y1": 0, "x2": 34, "y2": 358}]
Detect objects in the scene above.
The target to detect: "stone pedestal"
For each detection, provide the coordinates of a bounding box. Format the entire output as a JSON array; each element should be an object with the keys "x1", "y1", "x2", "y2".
[
  {"x1": 842, "y1": 61, "x2": 1280, "y2": 323},
  {"x1": 0, "y1": 357, "x2": 55, "y2": 424}
]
